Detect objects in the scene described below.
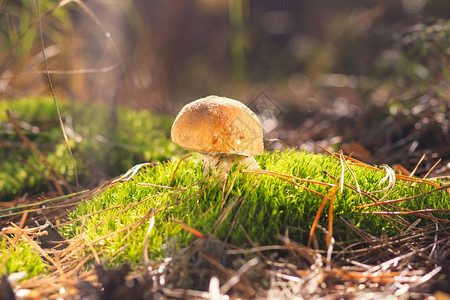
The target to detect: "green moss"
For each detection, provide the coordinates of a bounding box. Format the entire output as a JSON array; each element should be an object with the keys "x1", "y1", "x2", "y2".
[
  {"x1": 0, "y1": 97, "x2": 179, "y2": 201},
  {"x1": 60, "y1": 150, "x2": 449, "y2": 265},
  {"x1": 0, "y1": 237, "x2": 47, "y2": 278}
]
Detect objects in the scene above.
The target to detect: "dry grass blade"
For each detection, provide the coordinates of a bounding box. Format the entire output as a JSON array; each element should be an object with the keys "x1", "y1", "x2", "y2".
[
  {"x1": 120, "y1": 207, "x2": 158, "y2": 243},
  {"x1": 143, "y1": 210, "x2": 155, "y2": 266},
  {"x1": 112, "y1": 162, "x2": 155, "y2": 183},
  {"x1": 220, "y1": 257, "x2": 259, "y2": 294},
  {"x1": 307, "y1": 183, "x2": 339, "y2": 248},
  {"x1": 219, "y1": 174, "x2": 234, "y2": 207},
  {"x1": 0, "y1": 190, "x2": 88, "y2": 217},
  {"x1": 365, "y1": 209, "x2": 450, "y2": 215},
  {"x1": 80, "y1": 206, "x2": 156, "y2": 245},
  {"x1": 241, "y1": 169, "x2": 329, "y2": 197},
  {"x1": 35, "y1": 0, "x2": 79, "y2": 191},
  {"x1": 393, "y1": 172, "x2": 441, "y2": 188},
  {"x1": 423, "y1": 158, "x2": 441, "y2": 179},
  {"x1": 200, "y1": 253, "x2": 256, "y2": 296},
  {"x1": 338, "y1": 216, "x2": 377, "y2": 243},
  {"x1": 409, "y1": 153, "x2": 426, "y2": 178},
  {"x1": 225, "y1": 245, "x2": 289, "y2": 255},
  {"x1": 369, "y1": 164, "x2": 396, "y2": 202},
  {"x1": 168, "y1": 153, "x2": 193, "y2": 186},
  {"x1": 406, "y1": 266, "x2": 442, "y2": 290},
  {"x1": 272, "y1": 173, "x2": 327, "y2": 197},
  {"x1": 242, "y1": 169, "x2": 334, "y2": 188},
  {"x1": 211, "y1": 195, "x2": 240, "y2": 232},
  {"x1": 339, "y1": 151, "x2": 346, "y2": 194},
  {"x1": 223, "y1": 197, "x2": 246, "y2": 243},
  {"x1": 170, "y1": 218, "x2": 206, "y2": 239},
  {"x1": 208, "y1": 276, "x2": 222, "y2": 300},
  {"x1": 137, "y1": 183, "x2": 185, "y2": 191},
  {"x1": 356, "y1": 184, "x2": 450, "y2": 209},
  {"x1": 82, "y1": 234, "x2": 101, "y2": 265},
  {"x1": 238, "y1": 223, "x2": 268, "y2": 261},
  {"x1": 327, "y1": 187, "x2": 336, "y2": 249},
  {"x1": 341, "y1": 152, "x2": 363, "y2": 201}
]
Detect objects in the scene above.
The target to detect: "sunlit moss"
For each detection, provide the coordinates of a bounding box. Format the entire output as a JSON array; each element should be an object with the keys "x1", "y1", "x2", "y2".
[
  {"x1": 0, "y1": 237, "x2": 47, "y2": 279},
  {"x1": 61, "y1": 150, "x2": 449, "y2": 265}
]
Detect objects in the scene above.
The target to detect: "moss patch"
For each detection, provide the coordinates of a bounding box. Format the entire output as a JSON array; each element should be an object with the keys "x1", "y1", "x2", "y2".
[
  {"x1": 60, "y1": 150, "x2": 449, "y2": 265},
  {"x1": 0, "y1": 97, "x2": 179, "y2": 201},
  {"x1": 0, "y1": 236, "x2": 47, "y2": 279}
]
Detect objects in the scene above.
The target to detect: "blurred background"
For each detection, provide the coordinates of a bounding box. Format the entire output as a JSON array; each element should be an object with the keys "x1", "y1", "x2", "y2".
[{"x1": 0, "y1": 0, "x2": 449, "y2": 199}]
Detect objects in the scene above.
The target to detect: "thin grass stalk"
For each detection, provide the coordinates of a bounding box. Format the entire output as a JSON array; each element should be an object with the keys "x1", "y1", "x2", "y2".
[
  {"x1": 35, "y1": 0, "x2": 79, "y2": 191},
  {"x1": 308, "y1": 183, "x2": 339, "y2": 248}
]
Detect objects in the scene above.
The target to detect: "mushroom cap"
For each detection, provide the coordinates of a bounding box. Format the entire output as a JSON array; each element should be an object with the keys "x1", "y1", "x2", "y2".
[{"x1": 171, "y1": 95, "x2": 264, "y2": 156}]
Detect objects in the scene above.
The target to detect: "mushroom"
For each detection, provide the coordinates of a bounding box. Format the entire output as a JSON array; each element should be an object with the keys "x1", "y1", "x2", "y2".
[{"x1": 171, "y1": 95, "x2": 264, "y2": 174}]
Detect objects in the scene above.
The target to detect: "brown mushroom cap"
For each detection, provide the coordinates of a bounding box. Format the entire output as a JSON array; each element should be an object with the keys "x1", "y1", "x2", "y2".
[{"x1": 171, "y1": 95, "x2": 264, "y2": 156}]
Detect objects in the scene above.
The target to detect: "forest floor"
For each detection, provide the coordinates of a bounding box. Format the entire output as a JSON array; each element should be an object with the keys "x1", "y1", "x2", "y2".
[{"x1": 0, "y1": 96, "x2": 449, "y2": 300}]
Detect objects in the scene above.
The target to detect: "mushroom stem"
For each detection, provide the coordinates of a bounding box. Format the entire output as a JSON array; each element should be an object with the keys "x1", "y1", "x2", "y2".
[{"x1": 200, "y1": 153, "x2": 259, "y2": 175}]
